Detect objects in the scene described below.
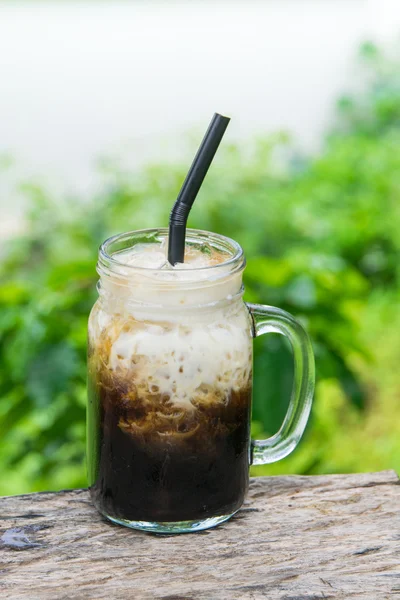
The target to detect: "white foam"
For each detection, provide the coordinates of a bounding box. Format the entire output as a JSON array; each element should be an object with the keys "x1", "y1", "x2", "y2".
[
  {"x1": 119, "y1": 246, "x2": 168, "y2": 270},
  {"x1": 90, "y1": 241, "x2": 252, "y2": 406},
  {"x1": 116, "y1": 241, "x2": 216, "y2": 271},
  {"x1": 101, "y1": 241, "x2": 243, "y2": 313},
  {"x1": 106, "y1": 310, "x2": 252, "y2": 406}
]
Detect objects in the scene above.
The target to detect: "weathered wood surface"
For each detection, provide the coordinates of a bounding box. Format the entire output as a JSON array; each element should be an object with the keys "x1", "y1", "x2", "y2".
[{"x1": 0, "y1": 471, "x2": 399, "y2": 600}]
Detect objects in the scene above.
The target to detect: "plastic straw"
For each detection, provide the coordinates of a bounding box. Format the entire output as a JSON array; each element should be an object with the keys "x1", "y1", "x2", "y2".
[{"x1": 168, "y1": 112, "x2": 230, "y2": 264}]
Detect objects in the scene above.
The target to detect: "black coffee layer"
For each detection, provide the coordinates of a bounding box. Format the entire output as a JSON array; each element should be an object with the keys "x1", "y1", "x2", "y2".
[{"x1": 87, "y1": 374, "x2": 251, "y2": 522}]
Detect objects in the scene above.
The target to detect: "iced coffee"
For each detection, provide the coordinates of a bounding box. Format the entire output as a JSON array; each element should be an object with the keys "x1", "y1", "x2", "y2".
[{"x1": 87, "y1": 230, "x2": 253, "y2": 528}]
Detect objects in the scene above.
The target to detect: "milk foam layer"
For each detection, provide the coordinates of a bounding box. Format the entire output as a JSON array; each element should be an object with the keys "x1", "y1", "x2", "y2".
[
  {"x1": 116, "y1": 241, "x2": 226, "y2": 270},
  {"x1": 90, "y1": 241, "x2": 252, "y2": 407},
  {"x1": 100, "y1": 240, "x2": 243, "y2": 312}
]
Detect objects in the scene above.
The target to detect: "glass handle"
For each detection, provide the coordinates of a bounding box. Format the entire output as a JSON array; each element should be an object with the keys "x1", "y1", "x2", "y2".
[{"x1": 247, "y1": 303, "x2": 315, "y2": 465}]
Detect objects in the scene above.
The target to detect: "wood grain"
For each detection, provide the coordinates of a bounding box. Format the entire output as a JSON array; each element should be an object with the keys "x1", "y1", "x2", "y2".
[{"x1": 0, "y1": 471, "x2": 399, "y2": 599}]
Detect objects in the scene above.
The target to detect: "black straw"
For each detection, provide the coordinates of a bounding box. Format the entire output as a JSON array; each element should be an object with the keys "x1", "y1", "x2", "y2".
[{"x1": 168, "y1": 113, "x2": 230, "y2": 264}]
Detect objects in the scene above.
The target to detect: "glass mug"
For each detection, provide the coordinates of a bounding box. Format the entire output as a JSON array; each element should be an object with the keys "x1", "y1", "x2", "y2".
[{"x1": 87, "y1": 229, "x2": 314, "y2": 533}]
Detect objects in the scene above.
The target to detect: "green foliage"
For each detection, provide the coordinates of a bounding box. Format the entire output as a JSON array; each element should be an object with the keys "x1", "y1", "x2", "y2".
[{"x1": 1, "y1": 46, "x2": 400, "y2": 494}]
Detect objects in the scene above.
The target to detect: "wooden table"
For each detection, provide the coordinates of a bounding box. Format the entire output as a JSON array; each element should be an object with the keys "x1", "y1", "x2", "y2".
[{"x1": 1, "y1": 471, "x2": 399, "y2": 599}]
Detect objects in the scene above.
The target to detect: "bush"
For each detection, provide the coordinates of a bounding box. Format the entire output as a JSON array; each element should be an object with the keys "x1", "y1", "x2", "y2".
[{"x1": 1, "y1": 44, "x2": 400, "y2": 494}]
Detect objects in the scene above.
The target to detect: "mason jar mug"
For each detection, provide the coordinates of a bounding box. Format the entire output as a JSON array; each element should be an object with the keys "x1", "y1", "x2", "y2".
[{"x1": 87, "y1": 229, "x2": 314, "y2": 533}]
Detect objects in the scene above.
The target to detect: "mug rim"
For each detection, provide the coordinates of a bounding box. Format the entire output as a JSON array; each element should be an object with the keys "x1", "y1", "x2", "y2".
[{"x1": 99, "y1": 228, "x2": 245, "y2": 276}]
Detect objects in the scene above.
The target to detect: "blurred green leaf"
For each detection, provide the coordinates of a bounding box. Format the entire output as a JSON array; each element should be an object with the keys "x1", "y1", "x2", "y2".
[{"x1": 2, "y1": 44, "x2": 400, "y2": 493}]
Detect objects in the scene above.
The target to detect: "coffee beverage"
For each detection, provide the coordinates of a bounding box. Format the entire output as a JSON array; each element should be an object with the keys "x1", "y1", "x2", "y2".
[
  {"x1": 87, "y1": 237, "x2": 253, "y2": 524},
  {"x1": 87, "y1": 229, "x2": 315, "y2": 533}
]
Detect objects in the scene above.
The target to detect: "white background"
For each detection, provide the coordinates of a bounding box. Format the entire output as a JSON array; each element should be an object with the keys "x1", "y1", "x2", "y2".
[{"x1": 0, "y1": 0, "x2": 399, "y2": 231}]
